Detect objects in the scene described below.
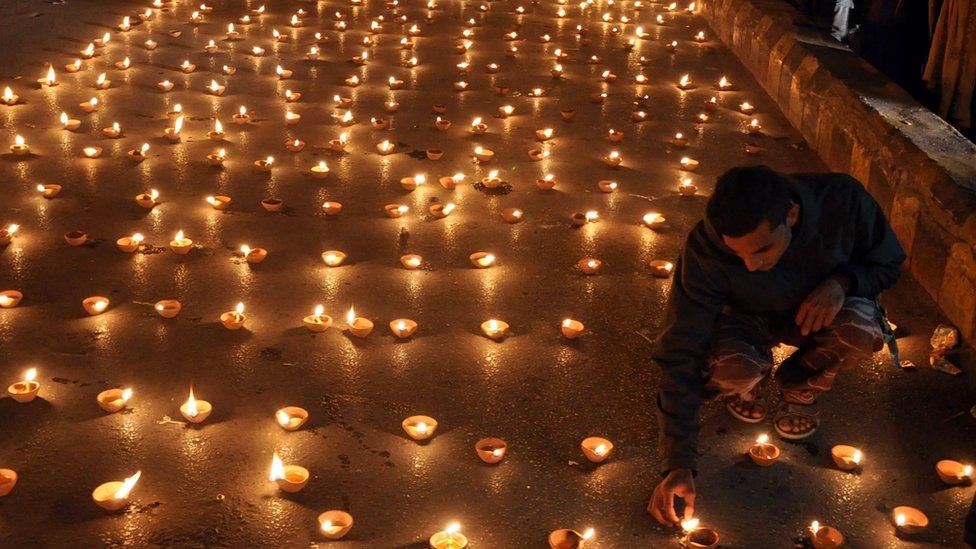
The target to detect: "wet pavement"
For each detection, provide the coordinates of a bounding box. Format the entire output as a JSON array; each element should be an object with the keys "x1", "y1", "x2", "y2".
[{"x1": 0, "y1": 0, "x2": 974, "y2": 547}]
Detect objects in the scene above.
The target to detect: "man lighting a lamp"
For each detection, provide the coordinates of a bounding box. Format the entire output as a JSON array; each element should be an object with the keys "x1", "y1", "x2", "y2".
[{"x1": 648, "y1": 165, "x2": 905, "y2": 525}]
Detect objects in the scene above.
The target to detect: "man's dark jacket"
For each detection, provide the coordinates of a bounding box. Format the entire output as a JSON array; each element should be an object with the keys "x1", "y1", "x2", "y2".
[{"x1": 652, "y1": 172, "x2": 907, "y2": 472}]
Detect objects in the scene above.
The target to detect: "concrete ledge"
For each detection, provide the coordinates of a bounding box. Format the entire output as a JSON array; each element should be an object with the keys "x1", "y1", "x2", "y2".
[{"x1": 700, "y1": 0, "x2": 976, "y2": 341}]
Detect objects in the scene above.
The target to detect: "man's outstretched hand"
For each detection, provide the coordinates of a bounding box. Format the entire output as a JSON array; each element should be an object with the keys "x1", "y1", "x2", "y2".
[
  {"x1": 648, "y1": 468, "x2": 696, "y2": 526},
  {"x1": 795, "y1": 277, "x2": 849, "y2": 336}
]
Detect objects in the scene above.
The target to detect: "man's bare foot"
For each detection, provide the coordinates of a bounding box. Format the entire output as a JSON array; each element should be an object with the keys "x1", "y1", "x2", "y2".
[{"x1": 726, "y1": 397, "x2": 766, "y2": 423}]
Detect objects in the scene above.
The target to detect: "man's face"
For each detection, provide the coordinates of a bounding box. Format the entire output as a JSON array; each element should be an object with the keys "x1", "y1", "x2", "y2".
[{"x1": 722, "y1": 217, "x2": 793, "y2": 272}]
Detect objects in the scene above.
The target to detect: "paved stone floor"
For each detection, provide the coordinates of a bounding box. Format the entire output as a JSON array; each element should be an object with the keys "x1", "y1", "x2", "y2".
[{"x1": 0, "y1": 0, "x2": 973, "y2": 547}]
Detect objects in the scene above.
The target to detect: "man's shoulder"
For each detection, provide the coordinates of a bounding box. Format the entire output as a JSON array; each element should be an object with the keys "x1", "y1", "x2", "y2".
[{"x1": 791, "y1": 172, "x2": 864, "y2": 194}]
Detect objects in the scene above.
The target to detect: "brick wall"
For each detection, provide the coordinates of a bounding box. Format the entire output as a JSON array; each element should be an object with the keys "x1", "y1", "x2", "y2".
[{"x1": 699, "y1": 0, "x2": 976, "y2": 341}]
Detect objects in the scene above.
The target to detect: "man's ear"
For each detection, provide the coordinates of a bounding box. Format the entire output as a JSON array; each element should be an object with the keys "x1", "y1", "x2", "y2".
[{"x1": 786, "y1": 200, "x2": 800, "y2": 228}]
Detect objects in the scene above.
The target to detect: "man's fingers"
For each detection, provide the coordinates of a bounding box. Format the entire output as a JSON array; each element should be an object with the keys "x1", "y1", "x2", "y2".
[
  {"x1": 794, "y1": 300, "x2": 811, "y2": 326},
  {"x1": 811, "y1": 308, "x2": 826, "y2": 333},
  {"x1": 648, "y1": 490, "x2": 669, "y2": 526},
  {"x1": 663, "y1": 488, "x2": 680, "y2": 524},
  {"x1": 801, "y1": 305, "x2": 818, "y2": 335},
  {"x1": 682, "y1": 491, "x2": 696, "y2": 520},
  {"x1": 822, "y1": 305, "x2": 840, "y2": 327}
]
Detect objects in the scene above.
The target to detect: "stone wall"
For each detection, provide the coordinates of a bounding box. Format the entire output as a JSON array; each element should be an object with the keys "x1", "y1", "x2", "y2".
[{"x1": 699, "y1": 0, "x2": 976, "y2": 341}]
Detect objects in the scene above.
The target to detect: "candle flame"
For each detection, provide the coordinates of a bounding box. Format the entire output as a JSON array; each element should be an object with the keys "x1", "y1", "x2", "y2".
[
  {"x1": 810, "y1": 520, "x2": 820, "y2": 534},
  {"x1": 452, "y1": 173, "x2": 465, "y2": 183},
  {"x1": 173, "y1": 115, "x2": 184, "y2": 134},
  {"x1": 7, "y1": 224, "x2": 19, "y2": 234},
  {"x1": 93, "y1": 299, "x2": 107, "y2": 312},
  {"x1": 185, "y1": 387, "x2": 198, "y2": 416},
  {"x1": 582, "y1": 528, "x2": 595, "y2": 540},
  {"x1": 121, "y1": 388, "x2": 133, "y2": 402},
  {"x1": 140, "y1": 143, "x2": 149, "y2": 154},
  {"x1": 113, "y1": 470, "x2": 141, "y2": 499},
  {"x1": 276, "y1": 409, "x2": 290, "y2": 427},
  {"x1": 314, "y1": 304, "x2": 324, "y2": 317},
  {"x1": 963, "y1": 465, "x2": 973, "y2": 477},
  {"x1": 562, "y1": 319, "x2": 573, "y2": 328},
  {"x1": 896, "y1": 513, "x2": 906, "y2": 526},
  {"x1": 488, "y1": 319, "x2": 499, "y2": 332},
  {"x1": 756, "y1": 433, "x2": 769, "y2": 445},
  {"x1": 346, "y1": 307, "x2": 356, "y2": 325},
  {"x1": 681, "y1": 518, "x2": 700, "y2": 532},
  {"x1": 594, "y1": 443, "x2": 608, "y2": 455},
  {"x1": 132, "y1": 233, "x2": 144, "y2": 243},
  {"x1": 235, "y1": 302, "x2": 244, "y2": 315},
  {"x1": 241, "y1": 245, "x2": 251, "y2": 256},
  {"x1": 852, "y1": 450, "x2": 862, "y2": 464},
  {"x1": 472, "y1": 117, "x2": 482, "y2": 126},
  {"x1": 14, "y1": 135, "x2": 25, "y2": 146},
  {"x1": 445, "y1": 523, "x2": 461, "y2": 535},
  {"x1": 24, "y1": 368, "x2": 37, "y2": 382},
  {"x1": 175, "y1": 230, "x2": 185, "y2": 241},
  {"x1": 269, "y1": 452, "x2": 285, "y2": 481},
  {"x1": 60, "y1": 112, "x2": 69, "y2": 124},
  {"x1": 46, "y1": 65, "x2": 56, "y2": 83}
]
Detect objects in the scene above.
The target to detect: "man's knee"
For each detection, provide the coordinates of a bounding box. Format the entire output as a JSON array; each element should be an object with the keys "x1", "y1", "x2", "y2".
[
  {"x1": 705, "y1": 341, "x2": 771, "y2": 397},
  {"x1": 823, "y1": 298, "x2": 884, "y2": 356}
]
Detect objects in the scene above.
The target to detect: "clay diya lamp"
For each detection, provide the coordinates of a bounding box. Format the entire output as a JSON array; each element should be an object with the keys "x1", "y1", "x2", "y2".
[
  {"x1": 536, "y1": 128, "x2": 555, "y2": 142},
  {"x1": 475, "y1": 438, "x2": 508, "y2": 464},
  {"x1": 936, "y1": 460, "x2": 972, "y2": 485},
  {"x1": 498, "y1": 105, "x2": 514, "y2": 118},
  {"x1": 400, "y1": 254, "x2": 424, "y2": 270},
  {"x1": 401, "y1": 174, "x2": 426, "y2": 191},
  {"x1": 597, "y1": 180, "x2": 618, "y2": 193},
  {"x1": 739, "y1": 101, "x2": 756, "y2": 114},
  {"x1": 0, "y1": 469, "x2": 18, "y2": 497},
  {"x1": 430, "y1": 524, "x2": 467, "y2": 549},
  {"x1": 571, "y1": 213, "x2": 588, "y2": 228},
  {"x1": 649, "y1": 260, "x2": 674, "y2": 278},
  {"x1": 681, "y1": 520, "x2": 719, "y2": 549},
  {"x1": 808, "y1": 521, "x2": 844, "y2": 549},
  {"x1": 527, "y1": 148, "x2": 548, "y2": 162},
  {"x1": 370, "y1": 116, "x2": 390, "y2": 130},
  {"x1": 642, "y1": 212, "x2": 666, "y2": 229},
  {"x1": 276, "y1": 65, "x2": 293, "y2": 79},
  {"x1": 270, "y1": 453, "x2": 309, "y2": 493},
  {"x1": 577, "y1": 258, "x2": 603, "y2": 275},
  {"x1": 158, "y1": 80, "x2": 175, "y2": 94},
  {"x1": 284, "y1": 90, "x2": 301, "y2": 102},
  {"x1": 261, "y1": 198, "x2": 284, "y2": 212},
  {"x1": 748, "y1": 434, "x2": 780, "y2": 466},
  {"x1": 285, "y1": 139, "x2": 305, "y2": 153},
  {"x1": 560, "y1": 109, "x2": 576, "y2": 121},
  {"x1": 0, "y1": 290, "x2": 24, "y2": 308},
  {"x1": 232, "y1": 107, "x2": 250, "y2": 125},
  {"x1": 170, "y1": 231, "x2": 193, "y2": 254},
  {"x1": 135, "y1": 190, "x2": 158, "y2": 209},
  {"x1": 385, "y1": 204, "x2": 409, "y2": 218},
  {"x1": 469, "y1": 252, "x2": 496, "y2": 268},
  {"x1": 82, "y1": 296, "x2": 109, "y2": 316},
  {"x1": 481, "y1": 171, "x2": 504, "y2": 188},
  {"x1": 255, "y1": 157, "x2": 275, "y2": 173},
  {"x1": 1, "y1": 87, "x2": 19, "y2": 106},
  {"x1": 82, "y1": 146, "x2": 103, "y2": 158},
  {"x1": 590, "y1": 92, "x2": 606, "y2": 104},
  {"x1": 537, "y1": 175, "x2": 556, "y2": 190},
  {"x1": 164, "y1": 116, "x2": 184, "y2": 142},
  {"x1": 154, "y1": 300, "x2": 182, "y2": 318},
  {"x1": 116, "y1": 233, "x2": 144, "y2": 253},
  {"x1": 64, "y1": 230, "x2": 88, "y2": 246},
  {"x1": 473, "y1": 146, "x2": 494, "y2": 162},
  {"x1": 321, "y1": 250, "x2": 347, "y2": 267},
  {"x1": 745, "y1": 144, "x2": 766, "y2": 155},
  {"x1": 680, "y1": 156, "x2": 700, "y2": 171},
  {"x1": 679, "y1": 179, "x2": 698, "y2": 196},
  {"x1": 241, "y1": 245, "x2": 267, "y2": 264},
  {"x1": 329, "y1": 135, "x2": 350, "y2": 152},
  {"x1": 60, "y1": 113, "x2": 81, "y2": 131},
  {"x1": 180, "y1": 388, "x2": 212, "y2": 423},
  {"x1": 746, "y1": 119, "x2": 763, "y2": 134},
  {"x1": 127, "y1": 144, "x2": 150, "y2": 162},
  {"x1": 603, "y1": 151, "x2": 622, "y2": 167},
  {"x1": 481, "y1": 319, "x2": 509, "y2": 340},
  {"x1": 677, "y1": 74, "x2": 693, "y2": 90},
  {"x1": 80, "y1": 98, "x2": 99, "y2": 113},
  {"x1": 303, "y1": 306, "x2": 333, "y2": 332},
  {"x1": 469, "y1": 119, "x2": 488, "y2": 134},
  {"x1": 831, "y1": 445, "x2": 863, "y2": 471},
  {"x1": 37, "y1": 184, "x2": 61, "y2": 198},
  {"x1": 390, "y1": 318, "x2": 419, "y2": 339},
  {"x1": 220, "y1": 302, "x2": 246, "y2": 330},
  {"x1": 671, "y1": 132, "x2": 689, "y2": 147},
  {"x1": 97, "y1": 388, "x2": 132, "y2": 413},
  {"x1": 0, "y1": 225, "x2": 18, "y2": 246},
  {"x1": 345, "y1": 308, "x2": 373, "y2": 337},
  {"x1": 322, "y1": 202, "x2": 343, "y2": 216},
  {"x1": 207, "y1": 195, "x2": 232, "y2": 210},
  {"x1": 608, "y1": 129, "x2": 624, "y2": 142},
  {"x1": 580, "y1": 437, "x2": 613, "y2": 463},
  {"x1": 561, "y1": 319, "x2": 585, "y2": 339},
  {"x1": 440, "y1": 174, "x2": 464, "y2": 189},
  {"x1": 376, "y1": 140, "x2": 396, "y2": 155},
  {"x1": 318, "y1": 510, "x2": 354, "y2": 540},
  {"x1": 92, "y1": 471, "x2": 141, "y2": 511},
  {"x1": 427, "y1": 149, "x2": 443, "y2": 160},
  {"x1": 893, "y1": 506, "x2": 929, "y2": 535},
  {"x1": 548, "y1": 528, "x2": 594, "y2": 548},
  {"x1": 429, "y1": 203, "x2": 456, "y2": 218},
  {"x1": 276, "y1": 406, "x2": 309, "y2": 431},
  {"x1": 402, "y1": 415, "x2": 438, "y2": 441},
  {"x1": 501, "y1": 208, "x2": 524, "y2": 224},
  {"x1": 6, "y1": 368, "x2": 39, "y2": 403},
  {"x1": 310, "y1": 161, "x2": 330, "y2": 179},
  {"x1": 435, "y1": 118, "x2": 452, "y2": 131}
]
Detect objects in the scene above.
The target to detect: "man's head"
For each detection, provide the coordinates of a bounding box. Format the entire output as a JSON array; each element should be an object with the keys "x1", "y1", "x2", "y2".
[{"x1": 705, "y1": 166, "x2": 800, "y2": 272}]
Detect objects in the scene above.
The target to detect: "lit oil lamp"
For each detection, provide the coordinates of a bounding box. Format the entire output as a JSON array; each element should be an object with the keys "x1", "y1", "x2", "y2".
[
  {"x1": 739, "y1": 101, "x2": 755, "y2": 114},
  {"x1": 430, "y1": 202, "x2": 456, "y2": 219},
  {"x1": 240, "y1": 245, "x2": 267, "y2": 264},
  {"x1": 97, "y1": 388, "x2": 133, "y2": 413},
  {"x1": 222, "y1": 65, "x2": 236, "y2": 75},
  {"x1": 537, "y1": 174, "x2": 556, "y2": 190},
  {"x1": 678, "y1": 178, "x2": 698, "y2": 196},
  {"x1": 80, "y1": 97, "x2": 99, "y2": 113},
  {"x1": 206, "y1": 79, "x2": 225, "y2": 96},
  {"x1": 469, "y1": 252, "x2": 496, "y2": 269},
  {"x1": 127, "y1": 143, "x2": 150, "y2": 162},
  {"x1": 473, "y1": 146, "x2": 495, "y2": 163},
  {"x1": 170, "y1": 230, "x2": 193, "y2": 254},
  {"x1": 206, "y1": 195, "x2": 232, "y2": 210},
  {"x1": 746, "y1": 118, "x2": 763, "y2": 134},
  {"x1": 470, "y1": 117, "x2": 488, "y2": 134},
  {"x1": 285, "y1": 111, "x2": 301, "y2": 125},
  {"x1": 208, "y1": 119, "x2": 224, "y2": 141},
  {"x1": 390, "y1": 318, "x2": 419, "y2": 338},
  {"x1": 284, "y1": 89, "x2": 301, "y2": 102},
  {"x1": 116, "y1": 232, "x2": 144, "y2": 253},
  {"x1": 94, "y1": 72, "x2": 111, "y2": 89},
  {"x1": 481, "y1": 319, "x2": 509, "y2": 340},
  {"x1": 144, "y1": 39, "x2": 157, "y2": 50},
  {"x1": 693, "y1": 30, "x2": 707, "y2": 42},
  {"x1": 748, "y1": 433, "x2": 780, "y2": 466},
  {"x1": 403, "y1": 415, "x2": 438, "y2": 440},
  {"x1": 830, "y1": 445, "x2": 863, "y2": 471},
  {"x1": 82, "y1": 146, "x2": 102, "y2": 159},
  {"x1": 370, "y1": 116, "x2": 390, "y2": 130},
  {"x1": 156, "y1": 78, "x2": 174, "y2": 92},
  {"x1": 275, "y1": 65, "x2": 293, "y2": 80},
  {"x1": 535, "y1": 128, "x2": 555, "y2": 142},
  {"x1": 501, "y1": 207, "x2": 523, "y2": 223},
  {"x1": 893, "y1": 506, "x2": 929, "y2": 534},
  {"x1": 164, "y1": 115, "x2": 184, "y2": 142},
  {"x1": 321, "y1": 250, "x2": 347, "y2": 267},
  {"x1": 577, "y1": 258, "x2": 603, "y2": 275},
  {"x1": 269, "y1": 452, "x2": 309, "y2": 493},
  {"x1": 64, "y1": 230, "x2": 88, "y2": 246},
  {"x1": 430, "y1": 523, "x2": 467, "y2": 549},
  {"x1": 346, "y1": 307, "x2": 374, "y2": 337},
  {"x1": 608, "y1": 129, "x2": 624, "y2": 142},
  {"x1": 0, "y1": 469, "x2": 17, "y2": 497},
  {"x1": 376, "y1": 140, "x2": 395, "y2": 155},
  {"x1": 680, "y1": 156, "x2": 700, "y2": 171},
  {"x1": 204, "y1": 40, "x2": 218, "y2": 53},
  {"x1": 677, "y1": 74, "x2": 693, "y2": 90},
  {"x1": 0, "y1": 290, "x2": 23, "y2": 308},
  {"x1": 548, "y1": 528, "x2": 594, "y2": 549},
  {"x1": 207, "y1": 148, "x2": 227, "y2": 167},
  {"x1": 649, "y1": 260, "x2": 675, "y2": 278},
  {"x1": 437, "y1": 173, "x2": 462, "y2": 190},
  {"x1": 9, "y1": 135, "x2": 30, "y2": 156},
  {"x1": 6, "y1": 368, "x2": 39, "y2": 403},
  {"x1": 388, "y1": 76, "x2": 405, "y2": 89},
  {"x1": 594, "y1": 180, "x2": 617, "y2": 193},
  {"x1": 306, "y1": 161, "x2": 331, "y2": 179},
  {"x1": 400, "y1": 254, "x2": 424, "y2": 271},
  {"x1": 276, "y1": 406, "x2": 309, "y2": 431},
  {"x1": 254, "y1": 156, "x2": 275, "y2": 173},
  {"x1": 561, "y1": 319, "x2": 584, "y2": 339},
  {"x1": 318, "y1": 511, "x2": 354, "y2": 540},
  {"x1": 38, "y1": 65, "x2": 57, "y2": 86},
  {"x1": 603, "y1": 150, "x2": 622, "y2": 167},
  {"x1": 385, "y1": 204, "x2": 409, "y2": 219},
  {"x1": 808, "y1": 520, "x2": 844, "y2": 549},
  {"x1": 475, "y1": 438, "x2": 508, "y2": 464},
  {"x1": 154, "y1": 300, "x2": 182, "y2": 318},
  {"x1": 81, "y1": 296, "x2": 109, "y2": 316},
  {"x1": 80, "y1": 42, "x2": 96, "y2": 59},
  {"x1": 303, "y1": 305, "x2": 332, "y2": 332},
  {"x1": 66, "y1": 58, "x2": 83, "y2": 72},
  {"x1": 936, "y1": 460, "x2": 972, "y2": 485},
  {"x1": 285, "y1": 139, "x2": 305, "y2": 153},
  {"x1": 498, "y1": 104, "x2": 515, "y2": 118},
  {"x1": 61, "y1": 112, "x2": 81, "y2": 131},
  {"x1": 92, "y1": 471, "x2": 141, "y2": 511},
  {"x1": 102, "y1": 122, "x2": 122, "y2": 139},
  {"x1": 219, "y1": 302, "x2": 246, "y2": 330},
  {"x1": 580, "y1": 437, "x2": 613, "y2": 462},
  {"x1": 680, "y1": 518, "x2": 719, "y2": 548},
  {"x1": 233, "y1": 106, "x2": 250, "y2": 125},
  {"x1": 0, "y1": 224, "x2": 19, "y2": 246}
]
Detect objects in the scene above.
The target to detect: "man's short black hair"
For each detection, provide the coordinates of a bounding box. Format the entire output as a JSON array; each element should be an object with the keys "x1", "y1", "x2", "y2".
[{"x1": 706, "y1": 165, "x2": 792, "y2": 237}]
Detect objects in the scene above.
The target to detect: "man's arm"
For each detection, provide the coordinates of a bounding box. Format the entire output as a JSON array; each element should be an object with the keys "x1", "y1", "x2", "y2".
[
  {"x1": 831, "y1": 182, "x2": 907, "y2": 297},
  {"x1": 652, "y1": 228, "x2": 728, "y2": 473}
]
